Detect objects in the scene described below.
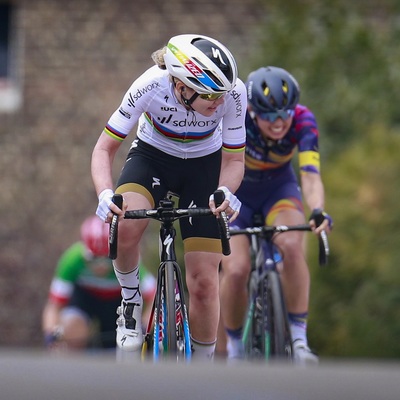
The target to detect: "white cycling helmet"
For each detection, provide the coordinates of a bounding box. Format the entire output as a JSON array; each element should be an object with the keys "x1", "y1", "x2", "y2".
[{"x1": 163, "y1": 34, "x2": 238, "y2": 94}]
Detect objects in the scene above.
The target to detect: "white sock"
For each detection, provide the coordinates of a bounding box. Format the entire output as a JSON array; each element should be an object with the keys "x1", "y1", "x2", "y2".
[
  {"x1": 113, "y1": 263, "x2": 142, "y2": 304},
  {"x1": 290, "y1": 322, "x2": 307, "y2": 345},
  {"x1": 227, "y1": 337, "x2": 244, "y2": 359},
  {"x1": 191, "y1": 337, "x2": 216, "y2": 361}
]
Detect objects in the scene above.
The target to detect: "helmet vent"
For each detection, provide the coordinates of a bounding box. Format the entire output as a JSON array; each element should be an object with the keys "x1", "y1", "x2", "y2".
[
  {"x1": 203, "y1": 70, "x2": 223, "y2": 88},
  {"x1": 187, "y1": 77, "x2": 204, "y2": 89},
  {"x1": 192, "y1": 57, "x2": 207, "y2": 69}
]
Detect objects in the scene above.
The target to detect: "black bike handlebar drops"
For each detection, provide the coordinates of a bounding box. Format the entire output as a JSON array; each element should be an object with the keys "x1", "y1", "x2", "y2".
[
  {"x1": 214, "y1": 189, "x2": 231, "y2": 256},
  {"x1": 109, "y1": 194, "x2": 123, "y2": 260}
]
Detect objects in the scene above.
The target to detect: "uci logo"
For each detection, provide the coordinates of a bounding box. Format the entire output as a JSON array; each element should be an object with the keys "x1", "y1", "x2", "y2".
[{"x1": 161, "y1": 107, "x2": 178, "y2": 112}]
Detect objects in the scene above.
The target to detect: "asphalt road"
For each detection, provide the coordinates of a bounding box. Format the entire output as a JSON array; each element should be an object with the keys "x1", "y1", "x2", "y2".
[{"x1": 1, "y1": 349, "x2": 399, "y2": 400}]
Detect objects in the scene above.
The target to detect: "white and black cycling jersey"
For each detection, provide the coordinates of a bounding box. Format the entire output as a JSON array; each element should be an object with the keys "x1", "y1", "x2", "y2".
[{"x1": 104, "y1": 66, "x2": 246, "y2": 159}]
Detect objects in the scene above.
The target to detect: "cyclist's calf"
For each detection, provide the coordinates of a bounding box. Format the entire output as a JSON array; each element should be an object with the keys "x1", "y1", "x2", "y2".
[{"x1": 114, "y1": 219, "x2": 148, "y2": 270}]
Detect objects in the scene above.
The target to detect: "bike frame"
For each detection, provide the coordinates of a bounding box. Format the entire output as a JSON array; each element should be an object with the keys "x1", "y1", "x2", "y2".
[
  {"x1": 109, "y1": 192, "x2": 230, "y2": 362},
  {"x1": 147, "y1": 200, "x2": 192, "y2": 361}
]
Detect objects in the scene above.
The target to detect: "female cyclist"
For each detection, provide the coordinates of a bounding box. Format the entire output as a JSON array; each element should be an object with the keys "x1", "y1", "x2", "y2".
[
  {"x1": 219, "y1": 66, "x2": 332, "y2": 364},
  {"x1": 91, "y1": 34, "x2": 246, "y2": 360}
]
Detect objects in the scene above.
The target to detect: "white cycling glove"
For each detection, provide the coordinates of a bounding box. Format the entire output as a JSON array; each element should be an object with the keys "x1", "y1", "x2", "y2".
[
  {"x1": 210, "y1": 186, "x2": 242, "y2": 213},
  {"x1": 96, "y1": 188, "x2": 114, "y2": 221}
]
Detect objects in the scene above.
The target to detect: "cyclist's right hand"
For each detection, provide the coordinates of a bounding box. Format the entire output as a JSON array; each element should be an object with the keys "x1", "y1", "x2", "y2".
[
  {"x1": 97, "y1": 189, "x2": 125, "y2": 222},
  {"x1": 96, "y1": 189, "x2": 115, "y2": 221}
]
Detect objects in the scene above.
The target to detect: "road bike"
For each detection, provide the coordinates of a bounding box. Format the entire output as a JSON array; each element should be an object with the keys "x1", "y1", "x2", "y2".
[
  {"x1": 229, "y1": 214, "x2": 329, "y2": 362},
  {"x1": 109, "y1": 191, "x2": 230, "y2": 362}
]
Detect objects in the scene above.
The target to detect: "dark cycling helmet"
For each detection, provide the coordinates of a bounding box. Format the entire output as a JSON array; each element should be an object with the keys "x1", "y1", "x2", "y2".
[
  {"x1": 164, "y1": 34, "x2": 238, "y2": 94},
  {"x1": 246, "y1": 66, "x2": 300, "y2": 113},
  {"x1": 81, "y1": 215, "x2": 109, "y2": 257}
]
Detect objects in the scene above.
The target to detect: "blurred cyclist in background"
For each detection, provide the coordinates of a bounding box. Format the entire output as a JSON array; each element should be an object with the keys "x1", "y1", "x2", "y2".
[
  {"x1": 218, "y1": 66, "x2": 333, "y2": 364},
  {"x1": 42, "y1": 215, "x2": 156, "y2": 351}
]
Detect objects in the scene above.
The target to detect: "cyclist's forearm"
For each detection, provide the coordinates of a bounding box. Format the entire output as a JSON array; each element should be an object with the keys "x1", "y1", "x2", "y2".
[
  {"x1": 218, "y1": 151, "x2": 245, "y2": 193},
  {"x1": 91, "y1": 131, "x2": 120, "y2": 195},
  {"x1": 42, "y1": 301, "x2": 63, "y2": 334},
  {"x1": 301, "y1": 172, "x2": 325, "y2": 211}
]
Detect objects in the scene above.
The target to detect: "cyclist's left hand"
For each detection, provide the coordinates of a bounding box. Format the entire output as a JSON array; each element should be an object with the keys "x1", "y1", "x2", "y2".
[
  {"x1": 209, "y1": 186, "x2": 241, "y2": 223},
  {"x1": 309, "y1": 208, "x2": 333, "y2": 234}
]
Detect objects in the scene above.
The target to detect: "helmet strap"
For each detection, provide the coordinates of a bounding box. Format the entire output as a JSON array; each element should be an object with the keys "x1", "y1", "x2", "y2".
[{"x1": 181, "y1": 92, "x2": 199, "y2": 109}]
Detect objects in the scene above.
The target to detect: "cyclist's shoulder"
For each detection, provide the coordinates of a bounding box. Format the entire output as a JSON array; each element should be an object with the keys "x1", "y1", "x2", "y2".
[
  {"x1": 58, "y1": 242, "x2": 85, "y2": 259},
  {"x1": 225, "y1": 78, "x2": 247, "y2": 107},
  {"x1": 230, "y1": 77, "x2": 246, "y2": 95},
  {"x1": 55, "y1": 242, "x2": 86, "y2": 277},
  {"x1": 292, "y1": 104, "x2": 319, "y2": 139},
  {"x1": 117, "y1": 66, "x2": 171, "y2": 116},
  {"x1": 128, "y1": 65, "x2": 170, "y2": 96},
  {"x1": 293, "y1": 104, "x2": 317, "y2": 122}
]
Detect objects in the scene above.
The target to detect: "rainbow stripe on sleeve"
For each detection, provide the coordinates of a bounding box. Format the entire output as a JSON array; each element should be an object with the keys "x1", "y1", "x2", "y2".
[
  {"x1": 222, "y1": 142, "x2": 245, "y2": 153},
  {"x1": 104, "y1": 124, "x2": 127, "y2": 141}
]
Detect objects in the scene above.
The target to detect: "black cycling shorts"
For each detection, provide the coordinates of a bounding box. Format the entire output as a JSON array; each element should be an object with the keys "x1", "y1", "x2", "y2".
[{"x1": 115, "y1": 139, "x2": 222, "y2": 253}]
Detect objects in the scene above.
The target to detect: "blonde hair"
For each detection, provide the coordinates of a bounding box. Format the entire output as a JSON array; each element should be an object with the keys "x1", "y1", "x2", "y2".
[{"x1": 151, "y1": 46, "x2": 167, "y2": 70}]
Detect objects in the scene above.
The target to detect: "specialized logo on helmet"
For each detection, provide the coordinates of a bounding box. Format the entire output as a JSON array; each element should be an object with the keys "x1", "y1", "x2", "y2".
[
  {"x1": 168, "y1": 43, "x2": 220, "y2": 90},
  {"x1": 211, "y1": 48, "x2": 227, "y2": 66}
]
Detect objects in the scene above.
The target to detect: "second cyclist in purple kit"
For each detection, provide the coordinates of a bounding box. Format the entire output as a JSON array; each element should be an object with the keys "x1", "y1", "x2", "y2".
[
  {"x1": 219, "y1": 66, "x2": 333, "y2": 364},
  {"x1": 91, "y1": 34, "x2": 246, "y2": 360}
]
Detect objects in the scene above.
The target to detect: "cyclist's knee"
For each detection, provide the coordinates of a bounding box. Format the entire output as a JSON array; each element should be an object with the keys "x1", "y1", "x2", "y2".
[
  {"x1": 118, "y1": 219, "x2": 147, "y2": 249},
  {"x1": 276, "y1": 233, "x2": 303, "y2": 255},
  {"x1": 221, "y1": 259, "x2": 250, "y2": 283},
  {"x1": 188, "y1": 273, "x2": 218, "y2": 303},
  {"x1": 61, "y1": 312, "x2": 91, "y2": 349}
]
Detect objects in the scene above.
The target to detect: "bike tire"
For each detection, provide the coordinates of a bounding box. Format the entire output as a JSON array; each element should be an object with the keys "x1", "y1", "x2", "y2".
[
  {"x1": 174, "y1": 265, "x2": 192, "y2": 361},
  {"x1": 141, "y1": 300, "x2": 156, "y2": 361},
  {"x1": 143, "y1": 266, "x2": 164, "y2": 361},
  {"x1": 266, "y1": 271, "x2": 293, "y2": 360},
  {"x1": 242, "y1": 300, "x2": 255, "y2": 356},
  {"x1": 165, "y1": 261, "x2": 177, "y2": 355},
  {"x1": 243, "y1": 271, "x2": 263, "y2": 359},
  {"x1": 144, "y1": 262, "x2": 192, "y2": 362}
]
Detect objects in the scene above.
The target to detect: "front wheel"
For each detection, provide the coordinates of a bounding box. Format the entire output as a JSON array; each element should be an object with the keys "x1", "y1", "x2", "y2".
[
  {"x1": 165, "y1": 262, "x2": 177, "y2": 355},
  {"x1": 164, "y1": 261, "x2": 192, "y2": 361},
  {"x1": 243, "y1": 269, "x2": 262, "y2": 358},
  {"x1": 265, "y1": 271, "x2": 293, "y2": 360}
]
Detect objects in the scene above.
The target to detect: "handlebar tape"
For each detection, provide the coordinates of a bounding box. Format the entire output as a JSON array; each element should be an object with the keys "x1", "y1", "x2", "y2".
[
  {"x1": 108, "y1": 194, "x2": 123, "y2": 260},
  {"x1": 214, "y1": 190, "x2": 231, "y2": 256}
]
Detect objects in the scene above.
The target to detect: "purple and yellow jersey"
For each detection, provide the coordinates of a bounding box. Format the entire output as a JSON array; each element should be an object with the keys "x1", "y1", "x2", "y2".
[{"x1": 244, "y1": 104, "x2": 320, "y2": 177}]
